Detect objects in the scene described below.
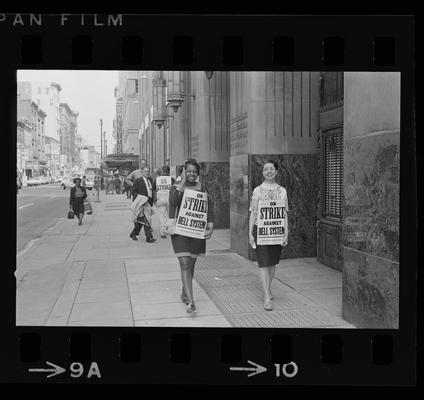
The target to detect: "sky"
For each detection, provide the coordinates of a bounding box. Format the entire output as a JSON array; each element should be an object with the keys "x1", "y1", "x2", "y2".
[{"x1": 17, "y1": 70, "x2": 119, "y2": 151}]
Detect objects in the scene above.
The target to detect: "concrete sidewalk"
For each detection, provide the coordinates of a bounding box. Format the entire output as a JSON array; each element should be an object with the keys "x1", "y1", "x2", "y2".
[{"x1": 16, "y1": 192, "x2": 355, "y2": 328}]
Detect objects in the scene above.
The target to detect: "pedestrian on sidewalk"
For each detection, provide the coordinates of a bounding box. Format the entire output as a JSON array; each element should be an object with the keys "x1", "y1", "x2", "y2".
[
  {"x1": 169, "y1": 159, "x2": 215, "y2": 314},
  {"x1": 129, "y1": 166, "x2": 156, "y2": 243},
  {"x1": 124, "y1": 179, "x2": 131, "y2": 199},
  {"x1": 114, "y1": 174, "x2": 121, "y2": 194},
  {"x1": 155, "y1": 165, "x2": 175, "y2": 239},
  {"x1": 125, "y1": 158, "x2": 147, "y2": 199},
  {"x1": 248, "y1": 160, "x2": 289, "y2": 311},
  {"x1": 93, "y1": 175, "x2": 99, "y2": 196},
  {"x1": 69, "y1": 177, "x2": 88, "y2": 226}
]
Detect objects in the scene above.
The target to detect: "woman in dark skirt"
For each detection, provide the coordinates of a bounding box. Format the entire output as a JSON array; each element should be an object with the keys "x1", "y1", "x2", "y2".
[
  {"x1": 248, "y1": 161, "x2": 289, "y2": 311},
  {"x1": 69, "y1": 177, "x2": 88, "y2": 226},
  {"x1": 169, "y1": 159, "x2": 214, "y2": 314}
]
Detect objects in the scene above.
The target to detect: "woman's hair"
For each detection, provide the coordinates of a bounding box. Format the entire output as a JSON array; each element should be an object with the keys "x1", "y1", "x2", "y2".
[
  {"x1": 184, "y1": 158, "x2": 200, "y2": 174},
  {"x1": 263, "y1": 160, "x2": 278, "y2": 170},
  {"x1": 162, "y1": 165, "x2": 170, "y2": 174}
]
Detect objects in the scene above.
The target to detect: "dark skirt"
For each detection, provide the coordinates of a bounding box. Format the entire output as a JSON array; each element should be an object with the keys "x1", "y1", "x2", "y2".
[
  {"x1": 72, "y1": 197, "x2": 85, "y2": 217},
  {"x1": 171, "y1": 234, "x2": 206, "y2": 258},
  {"x1": 253, "y1": 225, "x2": 283, "y2": 268}
]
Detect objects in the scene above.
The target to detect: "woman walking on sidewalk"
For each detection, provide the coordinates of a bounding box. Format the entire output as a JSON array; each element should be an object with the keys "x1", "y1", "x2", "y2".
[
  {"x1": 169, "y1": 159, "x2": 214, "y2": 314},
  {"x1": 69, "y1": 177, "x2": 88, "y2": 226},
  {"x1": 248, "y1": 160, "x2": 289, "y2": 311}
]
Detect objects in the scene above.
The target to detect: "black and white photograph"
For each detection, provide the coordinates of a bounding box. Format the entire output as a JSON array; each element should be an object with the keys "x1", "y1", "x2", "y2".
[{"x1": 16, "y1": 70, "x2": 400, "y2": 329}]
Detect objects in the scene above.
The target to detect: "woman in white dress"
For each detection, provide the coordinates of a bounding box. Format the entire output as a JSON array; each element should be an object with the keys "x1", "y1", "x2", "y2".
[{"x1": 248, "y1": 160, "x2": 289, "y2": 311}]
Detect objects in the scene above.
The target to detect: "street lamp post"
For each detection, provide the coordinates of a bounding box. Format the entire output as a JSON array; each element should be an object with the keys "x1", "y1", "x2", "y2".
[{"x1": 95, "y1": 118, "x2": 103, "y2": 203}]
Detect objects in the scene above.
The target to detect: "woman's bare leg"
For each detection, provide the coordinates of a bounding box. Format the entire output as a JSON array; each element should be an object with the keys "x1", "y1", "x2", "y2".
[
  {"x1": 178, "y1": 256, "x2": 193, "y2": 304},
  {"x1": 259, "y1": 267, "x2": 271, "y2": 303},
  {"x1": 269, "y1": 265, "x2": 276, "y2": 298},
  {"x1": 190, "y1": 257, "x2": 197, "y2": 279}
]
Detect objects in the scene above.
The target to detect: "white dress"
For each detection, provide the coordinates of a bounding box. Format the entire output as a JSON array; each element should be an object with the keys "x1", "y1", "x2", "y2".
[{"x1": 249, "y1": 182, "x2": 289, "y2": 246}]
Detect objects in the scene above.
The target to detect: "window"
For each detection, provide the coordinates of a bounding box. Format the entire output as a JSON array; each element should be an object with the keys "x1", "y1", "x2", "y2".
[
  {"x1": 37, "y1": 87, "x2": 41, "y2": 94},
  {"x1": 50, "y1": 99, "x2": 53, "y2": 106},
  {"x1": 324, "y1": 127, "x2": 343, "y2": 219},
  {"x1": 46, "y1": 88, "x2": 49, "y2": 95},
  {"x1": 128, "y1": 79, "x2": 138, "y2": 95}
]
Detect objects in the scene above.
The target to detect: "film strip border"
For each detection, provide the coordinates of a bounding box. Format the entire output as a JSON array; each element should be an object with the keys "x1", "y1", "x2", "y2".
[
  {"x1": 0, "y1": 14, "x2": 413, "y2": 69},
  {"x1": 2, "y1": 14, "x2": 416, "y2": 385},
  {"x1": 12, "y1": 330, "x2": 399, "y2": 384}
]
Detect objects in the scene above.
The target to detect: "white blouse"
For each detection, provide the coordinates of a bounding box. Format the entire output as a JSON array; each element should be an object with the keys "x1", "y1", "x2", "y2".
[{"x1": 249, "y1": 182, "x2": 289, "y2": 223}]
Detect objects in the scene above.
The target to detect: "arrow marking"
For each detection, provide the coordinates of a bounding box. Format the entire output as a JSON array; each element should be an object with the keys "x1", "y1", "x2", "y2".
[
  {"x1": 230, "y1": 360, "x2": 267, "y2": 377},
  {"x1": 29, "y1": 361, "x2": 66, "y2": 378}
]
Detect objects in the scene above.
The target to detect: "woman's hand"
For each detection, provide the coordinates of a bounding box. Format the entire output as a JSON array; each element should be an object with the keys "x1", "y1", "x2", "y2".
[
  {"x1": 176, "y1": 167, "x2": 186, "y2": 192},
  {"x1": 249, "y1": 232, "x2": 256, "y2": 249},
  {"x1": 204, "y1": 222, "x2": 214, "y2": 239}
]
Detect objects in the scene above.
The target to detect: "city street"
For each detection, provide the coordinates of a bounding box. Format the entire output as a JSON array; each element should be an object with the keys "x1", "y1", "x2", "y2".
[
  {"x1": 17, "y1": 184, "x2": 96, "y2": 253},
  {"x1": 16, "y1": 190, "x2": 355, "y2": 328}
]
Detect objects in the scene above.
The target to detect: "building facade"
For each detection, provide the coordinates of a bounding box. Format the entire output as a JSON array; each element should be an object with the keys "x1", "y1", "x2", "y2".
[
  {"x1": 117, "y1": 71, "x2": 141, "y2": 155},
  {"x1": 17, "y1": 83, "x2": 47, "y2": 178},
  {"x1": 44, "y1": 136, "x2": 61, "y2": 177},
  {"x1": 80, "y1": 145, "x2": 100, "y2": 170},
  {"x1": 59, "y1": 102, "x2": 79, "y2": 175},
  {"x1": 30, "y1": 82, "x2": 62, "y2": 175},
  {"x1": 116, "y1": 71, "x2": 400, "y2": 329},
  {"x1": 113, "y1": 87, "x2": 124, "y2": 154}
]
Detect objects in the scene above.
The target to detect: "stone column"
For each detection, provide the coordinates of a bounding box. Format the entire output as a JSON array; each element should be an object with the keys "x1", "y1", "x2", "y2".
[
  {"x1": 230, "y1": 72, "x2": 320, "y2": 260},
  {"x1": 342, "y1": 72, "x2": 400, "y2": 328},
  {"x1": 189, "y1": 71, "x2": 231, "y2": 228}
]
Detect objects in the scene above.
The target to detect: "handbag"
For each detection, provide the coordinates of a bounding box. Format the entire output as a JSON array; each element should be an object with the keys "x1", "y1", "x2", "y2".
[
  {"x1": 163, "y1": 218, "x2": 176, "y2": 235},
  {"x1": 163, "y1": 205, "x2": 178, "y2": 235},
  {"x1": 67, "y1": 209, "x2": 74, "y2": 219},
  {"x1": 84, "y1": 198, "x2": 93, "y2": 215}
]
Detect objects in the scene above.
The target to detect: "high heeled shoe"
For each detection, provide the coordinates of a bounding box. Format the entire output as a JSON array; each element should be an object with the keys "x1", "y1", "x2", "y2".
[
  {"x1": 180, "y1": 292, "x2": 189, "y2": 305},
  {"x1": 264, "y1": 300, "x2": 273, "y2": 311},
  {"x1": 186, "y1": 302, "x2": 197, "y2": 314}
]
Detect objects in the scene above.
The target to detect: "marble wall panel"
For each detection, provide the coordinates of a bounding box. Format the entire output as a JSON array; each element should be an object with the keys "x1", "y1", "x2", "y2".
[
  {"x1": 342, "y1": 247, "x2": 399, "y2": 328},
  {"x1": 250, "y1": 154, "x2": 318, "y2": 259},
  {"x1": 344, "y1": 130, "x2": 400, "y2": 262},
  {"x1": 230, "y1": 155, "x2": 249, "y2": 258},
  {"x1": 200, "y1": 161, "x2": 230, "y2": 229}
]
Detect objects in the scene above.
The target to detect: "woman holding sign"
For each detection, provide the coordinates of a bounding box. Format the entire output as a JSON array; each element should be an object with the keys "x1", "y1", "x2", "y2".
[
  {"x1": 248, "y1": 160, "x2": 288, "y2": 311},
  {"x1": 169, "y1": 159, "x2": 214, "y2": 314}
]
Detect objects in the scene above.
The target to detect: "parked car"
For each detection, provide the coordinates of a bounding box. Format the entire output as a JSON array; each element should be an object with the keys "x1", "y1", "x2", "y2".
[
  {"x1": 27, "y1": 177, "x2": 41, "y2": 186},
  {"x1": 83, "y1": 178, "x2": 94, "y2": 190},
  {"x1": 61, "y1": 177, "x2": 93, "y2": 190}
]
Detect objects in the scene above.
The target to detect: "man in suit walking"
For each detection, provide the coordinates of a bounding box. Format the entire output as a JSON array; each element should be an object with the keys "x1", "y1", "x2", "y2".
[{"x1": 129, "y1": 166, "x2": 156, "y2": 243}]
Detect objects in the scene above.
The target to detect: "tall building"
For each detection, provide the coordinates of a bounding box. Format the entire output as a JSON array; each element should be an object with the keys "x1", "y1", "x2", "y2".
[
  {"x1": 17, "y1": 83, "x2": 47, "y2": 178},
  {"x1": 31, "y1": 82, "x2": 62, "y2": 142},
  {"x1": 113, "y1": 86, "x2": 124, "y2": 154},
  {"x1": 44, "y1": 136, "x2": 61, "y2": 177},
  {"x1": 117, "y1": 71, "x2": 141, "y2": 155},
  {"x1": 130, "y1": 70, "x2": 400, "y2": 329},
  {"x1": 30, "y1": 82, "x2": 62, "y2": 175},
  {"x1": 74, "y1": 133, "x2": 83, "y2": 171},
  {"x1": 59, "y1": 102, "x2": 78, "y2": 174},
  {"x1": 80, "y1": 145, "x2": 100, "y2": 170}
]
